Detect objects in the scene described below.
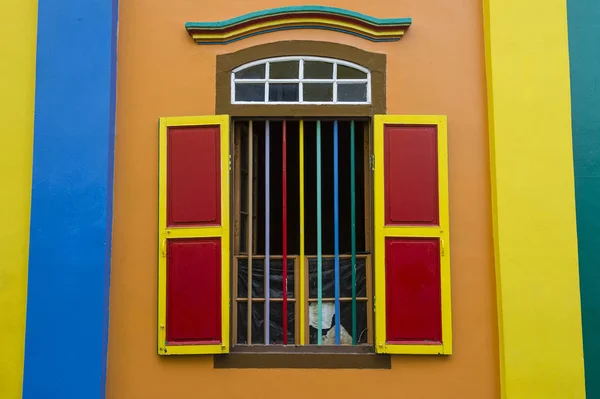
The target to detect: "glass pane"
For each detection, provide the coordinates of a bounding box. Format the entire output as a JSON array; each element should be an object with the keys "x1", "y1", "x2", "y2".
[
  {"x1": 239, "y1": 215, "x2": 247, "y2": 253},
  {"x1": 235, "y1": 83, "x2": 265, "y2": 102},
  {"x1": 303, "y1": 83, "x2": 333, "y2": 102},
  {"x1": 308, "y1": 258, "x2": 334, "y2": 298},
  {"x1": 252, "y1": 301, "x2": 265, "y2": 344},
  {"x1": 269, "y1": 258, "x2": 295, "y2": 299},
  {"x1": 237, "y1": 301, "x2": 267, "y2": 344},
  {"x1": 309, "y1": 301, "x2": 368, "y2": 344},
  {"x1": 337, "y1": 64, "x2": 367, "y2": 79},
  {"x1": 237, "y1": 258, "x2": 248, "y2": 298},
  {"x1": 237, "y1": 302, "x2": 247, "y2": 344},
  {"x1": 269, "y1": 60, "x2": 299, "y2": 79},
  {"x1": 235, "y1": 64, "x2": 265, "y2": 79},
  {"x1": 252, "y1": 258, "x2": 265, "y2": 298},
  {"x1": 340, "y1": 258, "x2": 367, "y2": 297},
  {"x1": 240, "y1": 172, "x2": 248, "y2": 212},
  {"x1": 308, "y1": 258, "x2": 366, "y2": 298},
  {"x1": 269, "y1": 83, "x2": 299, "y2": 102},
  {"x1": 304, "y1": 61, "x2": 333, "y2": 79},
  {"x1": 337, "y1": 83, "x2": 367, "y2": 102},
  {"x1": 237, "y1": 258, "x2": 266, "y2": 297},
  {"x1": 269, "y1": 302, "x2": 295, "y2": 344}
]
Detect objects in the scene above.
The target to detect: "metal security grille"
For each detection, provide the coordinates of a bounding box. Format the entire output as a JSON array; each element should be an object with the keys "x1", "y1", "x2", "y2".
[{"x1": 233, "y1": 119, "x2": 373, "y2": 346}]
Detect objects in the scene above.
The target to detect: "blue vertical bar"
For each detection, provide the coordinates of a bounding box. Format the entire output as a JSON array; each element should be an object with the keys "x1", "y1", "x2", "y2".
[
  {"x1": 333, "y1": 120, "x2": 341, "y2": 345},
  {"x1": 265, "y1": 121, "x2": 270, "y2": 344},
  {"x1": 23, "y1": 0, "x2": 119, "y2": 397}
]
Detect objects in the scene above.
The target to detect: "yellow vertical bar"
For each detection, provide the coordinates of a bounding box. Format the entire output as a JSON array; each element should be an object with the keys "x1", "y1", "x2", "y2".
[
  {"x1": 220, "y1": 115, "x2": 231, "y2": 353},
  {"x1": 157, "y1": 118, "x2": 168, "y2": 354},
  {"x1": 437, "y1": 117, "x2": 452, "y2": 355},
  {"x1": 1, "y1": 1, "x2": 37, "y2": 394},
  {"x1": 373, "y1": 115, "x2": 386, "y2": 353},
  {"x1": 299, "y1": 120, "x2": 305, "y2": 345},
  {"x1": 485, "y1": 0, "x2": 585, "y2": 395}
]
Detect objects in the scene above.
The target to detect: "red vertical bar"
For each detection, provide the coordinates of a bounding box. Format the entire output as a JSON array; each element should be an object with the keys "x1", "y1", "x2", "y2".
[{"x1": 282, "y1": 120, "x2": 288, "y2": 344}]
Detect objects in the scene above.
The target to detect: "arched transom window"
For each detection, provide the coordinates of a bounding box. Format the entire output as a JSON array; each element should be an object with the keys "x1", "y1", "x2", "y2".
[{"x1": 231, "y1": 56, "x2": 371, "y2": 104}]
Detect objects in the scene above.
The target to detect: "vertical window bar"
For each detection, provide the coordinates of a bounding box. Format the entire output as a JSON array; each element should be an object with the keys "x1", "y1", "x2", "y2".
[
  {"x1": 247, "y1": 121, "x2": 254, "y2": 344},
  {"x1": 230, "y1": 71, "x2": 236, "y2": 103},
  {"x1": 333, "y1": 63, "x2": 338, "y2": 103},
  {"x1": 265, "y1": 62, "x2": 270, "y2": 103},
  {"x1": 317, "y1": 120, "x2": 323, "y2": 345},
  {"x1": 333, "y1": 120, "x2": 341, "y2": 345},
  {"x1": 282, "y1": 120, "x2": 288, "y2": 345},
  {"x1": 265, "y1": 121, "x2": 270, "y2": 344},
  {"x1": 299, "y1": 59, "x2": 304, "y2": 103},
  {"x1": 350, "y1": 120, "x2": 357, "y2": 345},
  {"x1": 299, "y1": 120, "x2": 306, "y2": 345}
]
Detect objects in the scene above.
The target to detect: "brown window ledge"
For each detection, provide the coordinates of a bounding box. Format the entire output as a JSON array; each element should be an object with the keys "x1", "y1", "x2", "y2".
[{"x1": 214, "y1": 346, "x2": 391, "y2": 369}]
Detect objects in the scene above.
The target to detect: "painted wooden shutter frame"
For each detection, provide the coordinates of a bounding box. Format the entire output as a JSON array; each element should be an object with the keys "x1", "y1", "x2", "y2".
[
  {"x1": 157, "y1": 115, "x2": 230, "y2": 355},
  {"x1": 373, "y1": 115, "x2": 452, "y2": 355}
]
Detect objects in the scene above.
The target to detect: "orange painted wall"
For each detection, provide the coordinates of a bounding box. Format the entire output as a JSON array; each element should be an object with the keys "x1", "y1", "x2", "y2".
[{"x1": 107, "y1": 0, "x2": 498, "y2": 398}]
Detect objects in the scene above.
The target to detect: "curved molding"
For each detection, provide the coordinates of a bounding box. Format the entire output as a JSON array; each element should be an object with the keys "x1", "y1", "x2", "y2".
[{"x1": 185, "y1": 6, "x2": 412, "y2": 45}]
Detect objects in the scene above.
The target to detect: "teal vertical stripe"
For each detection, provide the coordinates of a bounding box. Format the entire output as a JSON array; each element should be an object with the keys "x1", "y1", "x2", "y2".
[
  {"x1": 317, "y1": 120, "x2": 323, "y2": 345},
  {"x1": 567, "y1": 0, "x2": 600, "y2": 396},
  {"x1": 350, "y1": 121, "x2": 357, "y2": 345}
]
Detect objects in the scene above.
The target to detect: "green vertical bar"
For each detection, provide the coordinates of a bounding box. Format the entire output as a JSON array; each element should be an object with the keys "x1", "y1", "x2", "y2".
[
  {"x1": 317, "y1": 120, "x2": 323, "y2": 345},
  {"x1": 350, "y1": 121, "x2": 357, "y2": 345}
]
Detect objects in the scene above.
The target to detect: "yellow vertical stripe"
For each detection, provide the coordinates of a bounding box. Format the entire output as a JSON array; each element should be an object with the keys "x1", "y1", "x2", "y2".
[
  {"x1": 484, "y1": 0, "x2": 586, "y2": 397},
  {"x1": 0, "y1": 0, "x2": 37, "y2": 397},
  {"x1": 299, "y1": 120, "x2": 305, "y2": 345}
]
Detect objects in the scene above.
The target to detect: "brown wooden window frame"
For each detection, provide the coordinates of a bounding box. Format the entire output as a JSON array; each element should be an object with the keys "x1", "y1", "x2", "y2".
[{"x1": 214, "y1": 41, "x2": 389, "y2": 368}]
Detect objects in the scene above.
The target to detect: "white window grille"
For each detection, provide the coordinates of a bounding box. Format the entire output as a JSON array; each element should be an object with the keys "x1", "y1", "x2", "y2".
[{"x1": 231, "y1": 56, "x2": 371, "y2": 105}]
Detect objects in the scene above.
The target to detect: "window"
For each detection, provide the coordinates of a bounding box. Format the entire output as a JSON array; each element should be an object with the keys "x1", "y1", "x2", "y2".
[
  {"x1": 231, "y1": 57, "x2": 371, "y2": 104},
  {"x1": 157, "y1": 114, "x2": 452, "y2": 357}
]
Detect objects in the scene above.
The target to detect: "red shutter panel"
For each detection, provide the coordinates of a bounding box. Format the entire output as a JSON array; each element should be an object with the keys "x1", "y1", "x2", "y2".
[
  {"x1": 384, "y1": 126, "x2": 438, "y2": 225},
  {"x1": 167, "y1": 126, "x2": 221, "y2": 227},
  {"x1": 158, "y1": 116, "x2": 230, "y2": 355},
  {"x1": 166, "y1": 238, "x2": 221, "y2": 344},
  {"x1": 385, "y1": 238, "x2": 442, "y2": 343}
]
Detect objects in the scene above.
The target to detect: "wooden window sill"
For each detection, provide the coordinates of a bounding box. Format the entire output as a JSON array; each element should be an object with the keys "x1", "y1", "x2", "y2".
[{"x1": 213, "y1": 345, "x2": 390, "y2": 369}]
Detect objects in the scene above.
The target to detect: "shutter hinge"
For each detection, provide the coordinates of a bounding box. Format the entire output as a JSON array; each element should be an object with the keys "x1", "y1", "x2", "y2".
[
  {"x1": 161, "y1": 239, "x2": 166, "y2": 257},
  {"x1": 370, "y1": 154, "x2": 375, "y2": 171},
  {"x1": 229, "y1": 154, "x2": 232, "y2": 172}
]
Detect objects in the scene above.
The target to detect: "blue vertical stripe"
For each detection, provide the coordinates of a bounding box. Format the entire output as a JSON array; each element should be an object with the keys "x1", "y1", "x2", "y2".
[{"x1": 23, "y1": 0, "x2": 119, "y2": 397}]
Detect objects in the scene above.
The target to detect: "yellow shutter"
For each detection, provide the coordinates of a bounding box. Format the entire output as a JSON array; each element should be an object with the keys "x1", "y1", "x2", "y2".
[
  {"x1": 157, "y1": 115, "x2": 230, "y2": 355},
  {"x1": 373, "y1": 115, "x2": 452, "y2": 355}
]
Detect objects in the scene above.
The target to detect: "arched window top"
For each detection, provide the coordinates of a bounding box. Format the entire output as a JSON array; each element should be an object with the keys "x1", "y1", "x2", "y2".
[{"x1": 231, "y1": 56, "x2": 371, "y2": 104}]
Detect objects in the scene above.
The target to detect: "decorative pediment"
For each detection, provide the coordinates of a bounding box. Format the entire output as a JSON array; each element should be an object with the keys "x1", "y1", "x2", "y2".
[{"x1": 185, "y1": 6, "x2": 411, "y2": 45}]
